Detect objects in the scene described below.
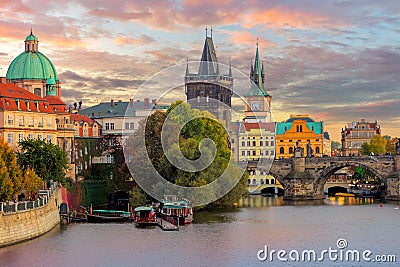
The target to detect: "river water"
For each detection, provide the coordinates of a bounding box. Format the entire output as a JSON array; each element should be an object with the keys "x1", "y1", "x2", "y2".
[{"x1": 1, "y1": 196, "x2": 399, "y2": 267}]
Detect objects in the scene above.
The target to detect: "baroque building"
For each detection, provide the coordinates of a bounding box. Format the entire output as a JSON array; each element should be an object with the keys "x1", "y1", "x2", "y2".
[
  {"x1": 275, "y1": 114, "x2": 329, "y2": 158},
  {"x1": 185, "y1": 32, "x2": 233, "y2": 127},
  {"x1": 341, "y1": 119, "x2": 381, "y2": 156}
]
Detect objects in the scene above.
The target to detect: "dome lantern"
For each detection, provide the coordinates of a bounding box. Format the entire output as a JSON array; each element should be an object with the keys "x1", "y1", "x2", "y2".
[{"x1": 25, "y1": 29, "x2": 39, "y2": 52}]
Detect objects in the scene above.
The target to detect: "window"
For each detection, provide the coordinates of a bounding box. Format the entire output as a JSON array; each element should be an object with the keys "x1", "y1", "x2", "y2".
[
  {"x1": 110, "y1": 123, "x2": 115, "y2": 130},
  {"x1": 105, "y1": 123, "x2": 110, "y2": 130},
  {"x1": 260, "y1": 141, "x2": 263, "y2": 146},
  {"x1": 28, "y1": 134, "x2": 34, "y2": 139},
  {"x1": 252, "y1": 179, "x2": 257, "y2": 185},
  {"x1": 47, "y1": 119, "x2": 52, "y2": 127},
  {"x1": 84, "y1": 129, "x2": 88, "y2": 136},
  {"x1": 106, "y1": 154, "x2": 115, "y2": 163},
  {"x1": 241, "y1": 141, "x2": 245, "y2": 147},
  {"x1": 38, "y1": 117, "x2": 43, "y2": 127},
  {"x1": 289, "y1": 147, "x2": 293, "y2": 154},
  {"x1": 80, "y1": 149, "x2": 83, "y2": 157},
  {"x1": 19, "y1": 116, "x2": 24, "y2": 126},
  {"x1": 280, "y1": 147, "x2": 284, "y2": 154},
  {"x1": 28, "y1": 117, "x2": 34, "y2": 127},
  {"x1": 38, "y1": 134, "x2": 43, "y2": 141},
  {"x1": 316, "y1": 147, "x2": 320, "y2": 154},
  {"x1": 271, "y1": 141, "x2": 274, "y2": 146},
  {"x1": 7, "y1": 115, "x2": 13, "y2": 125},
  {"x1": 247, "y1": 151, "x2": 250, "y2": 156},
  {"x1": 47, "y1": 135, "x2": 52, "y2": 144},
  {"x1": 271, "y1": 179, "x2": 275, "y2": 184},
  {"x1": 252, "y1": 150, "x2": 256, "y2": 156},
  {"x1": 125, "y1": 123, "x2": 129, "y2": 130},
  {"x1": 241, "y1": 151, "x2": 245, "y2": 156},
  {"x1": 252, "y1": 141, "x2": 256, "y2": 146},
  {"x1": 247, "y1": 179, "x2": 251, "y2": 185},
  {"x1": 18, "y1": 134, "x2": 24, "y2": 142},
  {"x1": 260, "y1": 179, "x2": 264, "y2": 185},
  {"x1": 130, "y1": 123, "x2": 134, "y2": 130},
  {"x1": 247, "y1": 141, "x2": 250, "y2": 146}
]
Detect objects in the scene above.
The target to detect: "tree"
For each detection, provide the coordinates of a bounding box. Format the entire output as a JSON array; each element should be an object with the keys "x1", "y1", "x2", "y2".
[
  {"x1": 360, "y1": 135, "x2": 387, "y2": 155},
  {"x1": 0, "y1": 141, "x2": 23, "y2": 202},
  {"x1": 23, "y1": 167, "x2": 44, "y2": 199},
  {"x1": 386, "y1": 137, "x2": 398, "y2": 154},
  {"x1": 129, "y1": 101, "x2": 247, "y2": 207},
  {"x1": 17, "y1": 139, "x2": 69, "y2": 184},
  {"x1": 331, "y1": 141, "x2": 341, "y2": 151}
]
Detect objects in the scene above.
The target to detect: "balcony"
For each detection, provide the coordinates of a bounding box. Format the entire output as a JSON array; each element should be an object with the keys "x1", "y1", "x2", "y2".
[{"x1": 57, "y1": 124, "x2": 75, "y2": 130}]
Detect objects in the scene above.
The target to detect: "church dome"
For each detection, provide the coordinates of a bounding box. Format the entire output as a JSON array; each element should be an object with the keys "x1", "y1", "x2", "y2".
[{"x1": 6, "y1": 31, "x2": 58, "y2": 82}]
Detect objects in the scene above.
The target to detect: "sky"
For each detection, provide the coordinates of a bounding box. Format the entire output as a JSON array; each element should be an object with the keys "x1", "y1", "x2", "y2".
[{"x1": 0, "y1": 0, "x2": 399, "y2": 141}]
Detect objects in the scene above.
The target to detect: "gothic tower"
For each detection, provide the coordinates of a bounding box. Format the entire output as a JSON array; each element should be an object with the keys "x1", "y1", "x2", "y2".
[
  {"x1": 244, "y1": 41, "x2": 272, "y2": 123},
  {"x1": 185, "y1": 30, "x2": 233, "y2": 127}
]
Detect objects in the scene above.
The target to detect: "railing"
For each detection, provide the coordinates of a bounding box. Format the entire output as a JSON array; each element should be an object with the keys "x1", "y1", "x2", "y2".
[{"x1": 0, "y1": 183, "x2": 57, "y2": 214}]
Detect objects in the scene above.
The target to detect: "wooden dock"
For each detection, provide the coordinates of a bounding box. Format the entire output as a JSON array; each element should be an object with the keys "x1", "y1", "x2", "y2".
[{"x1": 157, "y1": 217, "x2": 179, "y2": 231}]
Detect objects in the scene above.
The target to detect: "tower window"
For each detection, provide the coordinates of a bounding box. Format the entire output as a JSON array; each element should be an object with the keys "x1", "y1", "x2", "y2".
[{"x1": 280, "y1": 147, "x2": 284, "y2": 154}]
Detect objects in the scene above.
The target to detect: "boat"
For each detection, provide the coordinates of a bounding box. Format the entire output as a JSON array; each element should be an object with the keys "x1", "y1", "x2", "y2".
[
  {"x1": 133, "y1": 206, "x2": 157, "y2": 227},
  {"x1": 158, "y1": 195, "x2": 193, "y2": 225},
  {"x1": 335, "y1": 192, "x2": 355, "y2": 197},
  {"x1": 86, "y1": 209, "x2": 132, "y2": 223}
]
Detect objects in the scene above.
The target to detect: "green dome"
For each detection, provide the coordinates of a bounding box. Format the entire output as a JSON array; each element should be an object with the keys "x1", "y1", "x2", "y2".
[
  {"x1": 6, "y1": 51, "x2": 59, "y2": 81},
  {"x1": 25, "y1": 33, "x2": 38, "y2": 41},
  {"x1": 46, "y1": 77, "x2": 56, "y2": 85}
]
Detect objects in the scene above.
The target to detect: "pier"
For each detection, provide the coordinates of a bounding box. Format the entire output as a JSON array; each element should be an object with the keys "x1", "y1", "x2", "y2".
[{"x1": 157, "y1": 217, "x2": 179, "y2": 231}]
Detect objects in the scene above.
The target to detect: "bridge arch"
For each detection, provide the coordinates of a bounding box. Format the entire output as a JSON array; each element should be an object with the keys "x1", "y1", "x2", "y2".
[{"x1": 313, "y1": 161, "x2": 386, "y2": 196}]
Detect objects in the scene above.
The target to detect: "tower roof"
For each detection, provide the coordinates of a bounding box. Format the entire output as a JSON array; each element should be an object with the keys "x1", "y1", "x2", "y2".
[
  {"x1": 198, "y1": 36, "x2": 218, "y2": 75},
  {"x1": 248, "y1": 41, "x2": 269, "y2": 97},
  {"x1": 25, "y1": 30, "x2": 38, "y2": 41}
]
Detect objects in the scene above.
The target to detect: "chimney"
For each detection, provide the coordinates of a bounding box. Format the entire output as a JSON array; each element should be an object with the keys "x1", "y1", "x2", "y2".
[
  {"x1": 152, "y1": 99, "x2": 156, "y2": 104},
  {"x1": 99, "y1": 112, "x2": 102, "y2": 117},
  {"x1": 129, "y1": 99, "x2": 134, "y2": 107},
  {"x1": 91, "y1": 112, "x2": 95, "y2": 118},
  {"x1": 111, "y1": 99, "x2": 114, "y2": 107},
  {"x1": 144, "y1": 98, "x2": 150, "y2": 105}
]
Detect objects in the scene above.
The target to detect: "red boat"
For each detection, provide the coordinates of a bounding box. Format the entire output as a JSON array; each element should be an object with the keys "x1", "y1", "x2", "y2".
[{"x1": 133, "y1": 206, "x2": 157, "y2": 227}]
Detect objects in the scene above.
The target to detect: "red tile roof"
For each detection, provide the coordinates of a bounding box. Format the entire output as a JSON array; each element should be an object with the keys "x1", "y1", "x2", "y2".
[
  {"x1": 70, "y1": 113, "x2": 97, "y2": 124},
  {"x1": 0, "y1": 83, "x2": 54, "y2": 113},
  {"x1": 240, "y1": 122, "x2": 276, "y2": 133}
]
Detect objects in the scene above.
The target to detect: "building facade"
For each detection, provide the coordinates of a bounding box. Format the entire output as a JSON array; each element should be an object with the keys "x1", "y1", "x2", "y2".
[
  {"x1": 341, "y1": 119, "x2": 381, "y2": 156},
  {"x1": 185, "y1": 32, "x2": 233, "y2": 127},
  {"x1": 275, "y1": 114, "x2": 329, "y2": 158}
]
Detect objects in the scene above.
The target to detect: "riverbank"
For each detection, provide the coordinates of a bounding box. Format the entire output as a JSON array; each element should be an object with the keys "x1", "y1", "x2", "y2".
[{"x1": 0, "y1": 186, "x2": 62, "y2": 247}]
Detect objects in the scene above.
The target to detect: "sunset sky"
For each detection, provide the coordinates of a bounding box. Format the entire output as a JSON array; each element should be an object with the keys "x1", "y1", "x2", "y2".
[{"x1": 0, "y1": 0, "x2": 399, "y2": 141}]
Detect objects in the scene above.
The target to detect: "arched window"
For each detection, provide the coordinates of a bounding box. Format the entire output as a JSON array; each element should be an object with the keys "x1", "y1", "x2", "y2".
[
  {"x1": 280, "y1": 147, "x2": 284, "y2": 154},
  {"x1": 260, "y1": 179, "x2": 264, "y2": 184},
  {"x1": 289, "y1": 147, "x2": 293, "y2": 154},
  {"x1": 316, "y1": 146, "x2": 320, "y2": 154},
  {"x1": 252, "y1": 178, "x2": 257, "y2": 185},
  {"x1": 300, "y1": 125, "x2": 303, "y2": 132},
  {"x1": 265, "y1": 179, "x2": 270, "y2": 184},
  {"x1": 271, "y1": 179, "x2": 275, "y2": 184},
  {"x1": 247, "y1": 179, "x2": 251, "y2": 185}
]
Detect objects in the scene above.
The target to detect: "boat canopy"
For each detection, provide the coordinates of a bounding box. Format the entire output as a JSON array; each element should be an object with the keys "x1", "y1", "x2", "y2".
[{"x1": 134, "y1": 206, "x2": 152, "y2": 212}]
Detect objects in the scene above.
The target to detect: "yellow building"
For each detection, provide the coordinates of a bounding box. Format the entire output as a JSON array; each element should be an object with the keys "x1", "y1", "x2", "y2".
[
  {"x1": 0, "y1": 83, "x2": 57, "y2": 149},
  {"x1": 276, "y1": 114, "x2": 329, "y2": 158}
]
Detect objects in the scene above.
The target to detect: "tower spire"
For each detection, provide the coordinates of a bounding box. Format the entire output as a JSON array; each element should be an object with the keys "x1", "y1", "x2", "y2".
[
  {"x1": 210, "y1": 26, "x2": 213, "y2": 38},
  {"x1": 205, "y1": 25, "x2": 208, "y2": 37}
]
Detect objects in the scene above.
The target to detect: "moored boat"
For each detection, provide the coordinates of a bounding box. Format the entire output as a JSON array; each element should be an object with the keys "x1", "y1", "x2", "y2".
[
  {"x1": 133, "y1": 206, "x2": 157, "y2": 227},
  {"x1": 86, "y1": 209, "x2": 131, "y2": 223},
  {"x1": 158, "y1": 195, "x2": 193, "y2": 225}
]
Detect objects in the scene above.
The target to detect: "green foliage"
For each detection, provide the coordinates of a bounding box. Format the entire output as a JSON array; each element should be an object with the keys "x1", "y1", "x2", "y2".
[
  {"x1": 80, "y1": 180, "x2": 109, "y2": 207},
  {"x1": 360, "y1": 135, "x2": 387, "y2": 155},
  {"x1": 23, "y1": 167, "x2": 44, "y2": 199},
  {"x1": 17, "y1": 139, "x2": 69, "y2": 184},
  {"x1": 0, "y1": 141, "x2": 23, "y2": 202},
  {"x1": 385, "y1": 137, "x2": 398, "y2": 154},
  {"x1": 131, "y1": 101, "x2": 247, "y2": 207}
]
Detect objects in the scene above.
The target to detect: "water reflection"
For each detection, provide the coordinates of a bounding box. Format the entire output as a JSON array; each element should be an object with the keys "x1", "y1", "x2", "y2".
[{"x1": 238, "y1": 195, "x2": 378, "y2": 208}]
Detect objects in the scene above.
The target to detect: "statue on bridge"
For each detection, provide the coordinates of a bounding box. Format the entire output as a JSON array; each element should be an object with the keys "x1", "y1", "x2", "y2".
[
  {"x1": 293, "y1": 140, "x2": 304, "y2": 158},
  {"x1": 306, "y1": 140, "x2": 314, "y2": 158},
  {"x1": 396, "y1": 139, "x2": 400, "y2": 155}
]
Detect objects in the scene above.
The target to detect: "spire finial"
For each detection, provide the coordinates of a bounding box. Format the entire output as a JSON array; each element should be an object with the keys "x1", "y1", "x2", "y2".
[
  {"x1": 256, "y1": 37, "x2": 259, "y2": 48},
  {"x1": 30, "y1": 27, "x2": 32, "y2": 35},
  {"x1": 210, "y1": 26, "x2": 213, "y2": 38},
  {"x1": 205, "y1": 25, "x2": 208, "y2": 37}
]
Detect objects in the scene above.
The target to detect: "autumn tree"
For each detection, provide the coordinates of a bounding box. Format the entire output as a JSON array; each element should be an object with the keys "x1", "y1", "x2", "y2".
[
  {"x1": 23, "y1": 167, "x2": 44, "y2": 199},
  {"x1": 0, "y1": 141, "x2": 23, "y2": 202},
  {"x1": 360, "y1": 134, "x2": 387, "y2": 155}
]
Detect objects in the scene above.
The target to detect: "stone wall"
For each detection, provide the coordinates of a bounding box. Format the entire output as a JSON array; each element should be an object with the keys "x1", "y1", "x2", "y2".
[{"x1": 0, "y1": 188, "x2": 61, "y2": 247}]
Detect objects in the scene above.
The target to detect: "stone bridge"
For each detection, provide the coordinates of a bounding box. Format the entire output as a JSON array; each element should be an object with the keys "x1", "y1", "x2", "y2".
[{"x1": 244, "y1": 155, "x2": 400, "y2": 200}]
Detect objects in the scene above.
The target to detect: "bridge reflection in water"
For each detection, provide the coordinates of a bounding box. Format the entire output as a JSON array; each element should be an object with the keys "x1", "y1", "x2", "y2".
[{"x1": 238, "y1": 195, "x2": 377, "y2": 208}]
